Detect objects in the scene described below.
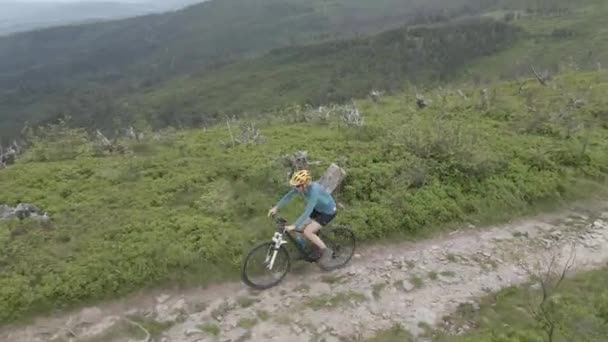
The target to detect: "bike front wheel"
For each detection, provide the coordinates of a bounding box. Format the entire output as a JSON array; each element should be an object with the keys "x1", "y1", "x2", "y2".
[{"x1": 241, "y1": 241, "x2": 291, "y2": 290}]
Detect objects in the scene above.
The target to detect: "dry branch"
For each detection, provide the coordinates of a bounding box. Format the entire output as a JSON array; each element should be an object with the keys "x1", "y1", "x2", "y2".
[
  {"x1": 124, "y1": 317, "x2": 152, "y2": 342},
  {"x1": 531, "y1": 65, "x2": 548, "y2": 86}
]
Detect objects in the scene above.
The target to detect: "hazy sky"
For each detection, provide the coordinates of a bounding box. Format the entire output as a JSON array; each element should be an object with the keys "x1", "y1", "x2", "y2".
[{"x1": 1, "y1": 0, "x2": 156, "y2": 2}]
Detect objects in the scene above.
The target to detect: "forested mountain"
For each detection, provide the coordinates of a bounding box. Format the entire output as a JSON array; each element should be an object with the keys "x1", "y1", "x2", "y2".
[
  {"x1": 132, "y1": 19, "x2": 521, "y2": 128},
  {"x1": 0, "y1": 0, "x2": 528, "y2": 140},
  {"x1": 0, "y1": 0, "x2": 603, "y2": 141}
]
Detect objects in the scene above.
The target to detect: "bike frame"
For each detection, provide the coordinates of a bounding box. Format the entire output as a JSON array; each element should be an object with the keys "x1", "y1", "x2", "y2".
[{"x1": 265, "y1": 216, "x2": 318, "y2": 270}]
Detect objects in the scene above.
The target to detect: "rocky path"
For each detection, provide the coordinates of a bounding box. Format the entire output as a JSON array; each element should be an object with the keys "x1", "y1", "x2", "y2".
[{"x1": 3, "y1": 201, "x2": 608, "y2": 342}]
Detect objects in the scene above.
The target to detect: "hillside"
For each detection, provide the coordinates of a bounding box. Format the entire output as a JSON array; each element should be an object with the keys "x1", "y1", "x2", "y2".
[
  {"x1": 129, "y1": 0, "x2": 608, "y2": 128},
  {"x1": 0, "y1": 0, "x2": 550, "y2": 140},
  {"x1": 1, "y1": 0, "x2": 606, "y2": 141},
  {"x1": 462, "y1": 0, "x2": 608, "y2": 81},
  {"x1": 1, "y1": 70, "x2": 607, "y2": 323},
  {"x1": 132, "y1": 18, "x2": 521, "y2": 128}
]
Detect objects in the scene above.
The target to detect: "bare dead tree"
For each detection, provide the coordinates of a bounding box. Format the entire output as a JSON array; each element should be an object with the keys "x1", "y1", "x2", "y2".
[
  {"x1": 282, "y1": 150, "x2": 321, "y2": 173},
  {"x1": 518, "y1": 79, "x2": 530, "y2": 94},
  {"x1": 370, "y1": 89, "x2": 384, "y2": 102},
  {"x1": 235, "y1": 122, "x2": 266, "y2": 144},
  {"x1": 124, "y1": 317, "x2": 152, "y2": 342},
  {"x1": 0, "y1": 145, "x2": 16, "y2": 169},
  {"x1": 226, "y1": 118, "x2": 236, "y2": 147},
  {"x1": 457, "y1": 89, "x2": 468, "y2": 100},
  {"x1": 531, "y1": 65, "x2": 549, "y2": 86},
  {"x1": 96, "y1": 130, "x2": 111, "y2": 147},
  {"x1": 416, "y1": 94, "x2": 429, "y2": 109},
  {"x1": 342, "y1": 105, "x2": 364, "y2": 127},
  {"x1": 480, "y1": 88, "x2": 490, "y2": 109},
  {"x1": 519, "y1": 243, "x2": 577, "y2": 342}
]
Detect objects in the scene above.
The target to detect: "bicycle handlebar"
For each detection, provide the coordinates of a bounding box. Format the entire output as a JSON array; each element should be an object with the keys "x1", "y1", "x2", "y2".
[{"x1": 270, "y1": 213, "x2": 288, "y2": 231}]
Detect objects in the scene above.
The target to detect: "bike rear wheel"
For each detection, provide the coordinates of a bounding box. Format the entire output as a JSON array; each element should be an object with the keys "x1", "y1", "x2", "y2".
[
  {"x1": 241, "y1": 241, "x2": 291, "y2": 290},
  {"x1": 317, "y1": 225, "x2": 356, "y2": 271}
]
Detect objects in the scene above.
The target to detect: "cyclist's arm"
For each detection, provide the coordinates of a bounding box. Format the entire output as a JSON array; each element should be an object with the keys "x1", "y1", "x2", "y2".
[
  {"x1": 275, "y1": 188, "x2": 297, "y2": 209},
  {"x1": 294, "y1": 187, "x2": 319, "y2": 230}
]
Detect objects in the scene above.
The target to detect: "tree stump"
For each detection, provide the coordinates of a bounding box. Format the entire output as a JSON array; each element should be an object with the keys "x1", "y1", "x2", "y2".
[{"x1": 317, "y1": 163, "x2": 347, "y2": 194}]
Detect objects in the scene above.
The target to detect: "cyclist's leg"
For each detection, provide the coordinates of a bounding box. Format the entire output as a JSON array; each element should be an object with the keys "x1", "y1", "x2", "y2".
[
  {"x1": 302, "y1": 220, "x2": 327, "y2": 250},
  {"x1": 304, "y1": 210, "x2": 336, "y2": 263}
]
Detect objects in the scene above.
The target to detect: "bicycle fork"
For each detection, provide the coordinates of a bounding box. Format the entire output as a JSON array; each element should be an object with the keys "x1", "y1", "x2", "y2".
[{"x1": 266, "y1": 232, "x2": 287, "y2": 270}]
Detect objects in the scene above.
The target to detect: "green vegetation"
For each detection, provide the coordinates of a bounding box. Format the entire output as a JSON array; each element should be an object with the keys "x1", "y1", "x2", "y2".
[
  {"x1": 256, "y1": 310, "x2": 270, "y2": 321},
  {"x1": 410, "y1": 276, "x2": 425, "y2": 289},
  {"x1": 304, "y1": 291, "x2": 367, "y2": 310},
  {"x1": 236, "y1": 296, "x2": 258, "y2": 308},
  {"x1": 463, "y1": 0, "x2": 608, "y2": 83},
  {"x1": 367, "y1": 324, "x2": 414, "y2": 342},
  {"x1": 1, "y1": 70, "x2": 607, "y2": 323},
  {"x1": 237, "y1": 317, "x2": 258, "y2": 329},
  {"x1": 199, "y1": 322, "x2": 220, "y2": 336},
  {"x1": 433, "y1": 267, "x2": 608, "y2": 341},
  {"x1": 372, "y1": 282, "x2": 387, "y2": 300},
  {"x1": 320, "y1": 274, "x2": 346, "y2": 284}
]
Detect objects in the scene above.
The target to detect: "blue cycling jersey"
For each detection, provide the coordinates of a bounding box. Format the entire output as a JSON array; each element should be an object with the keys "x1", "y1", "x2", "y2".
[{"x1": 275, "y1": 181, "x2": 337, "y2": 229}]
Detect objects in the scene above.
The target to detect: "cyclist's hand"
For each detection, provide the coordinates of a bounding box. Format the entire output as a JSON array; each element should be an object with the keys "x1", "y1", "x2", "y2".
[
  {"x1": 285, "y1": 225, "x2": 296, "y2": 232},
  {"x1": 267, "y1": 206, "x2": 278, "y2": 217}
]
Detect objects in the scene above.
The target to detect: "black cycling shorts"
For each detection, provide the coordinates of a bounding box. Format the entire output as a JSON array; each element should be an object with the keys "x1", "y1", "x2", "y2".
[{"x1": 310, "y1": 209, "x2": 336, "y2": 226}]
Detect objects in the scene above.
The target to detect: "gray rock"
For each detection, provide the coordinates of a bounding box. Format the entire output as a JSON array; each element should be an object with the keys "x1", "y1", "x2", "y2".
[
  {"x1": 156, "y1": 298, "x2": 187, "y2": 323},
  {"x1": 78, "y1": 307, "x2": 103, "y2": 324},
  {"x1": 0, "y1": 205, "x2": 12, "y2": 218},
  {"x1": 401, "y1": 280, "x2": 415, "y2": 292},
  {"x1": 172, "y1": 298, "x2": 186, "y2": 312},
  {"x1": 292, "y1": 325, "x2": 303, "y2": 334},
  {"x1": 157, "y1": 294, "x2": 171, "y2": 304},
  {"x1": 0, "y1": 203, "x2": 50, "y2": 221},
  {"x1": 75, "y1": 316, "x2": 121, "y2": 338},
  {"x1": 550, "y1": 230, "x2": 562, "y2": 240},
  {"x1": 184, "y1": 328, "x2": 203, "y2": 336}
]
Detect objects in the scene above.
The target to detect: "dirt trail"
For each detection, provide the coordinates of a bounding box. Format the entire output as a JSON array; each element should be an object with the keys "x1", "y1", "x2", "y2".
[{"x1": 3, "y1": 201, "x2": 608, "y2": 342}]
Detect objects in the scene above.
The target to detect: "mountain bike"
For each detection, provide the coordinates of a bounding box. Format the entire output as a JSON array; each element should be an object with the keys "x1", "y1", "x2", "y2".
[{"x1": 240, "y1": 214, "x2": 356, "y2": 290}]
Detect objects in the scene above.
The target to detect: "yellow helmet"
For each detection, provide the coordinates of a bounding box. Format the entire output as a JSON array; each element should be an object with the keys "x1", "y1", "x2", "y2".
[{"x1": 290, "y1": 169, "x2": 311, "y2": 187}]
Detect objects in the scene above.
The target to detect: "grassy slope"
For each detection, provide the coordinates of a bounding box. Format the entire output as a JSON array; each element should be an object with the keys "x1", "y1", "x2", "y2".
[
  {"x1": 368, "y1": 267, "x2": 608, "y2": 341},
  {"x1": 1, "y1": 70, "x2": 607, "y2": 323},
  {"x1": 460, "y1": 0, "x2": 608, "y2": 82},
  {"x1": 437, "y1": 266, "x2": 608, "y2": 341}
]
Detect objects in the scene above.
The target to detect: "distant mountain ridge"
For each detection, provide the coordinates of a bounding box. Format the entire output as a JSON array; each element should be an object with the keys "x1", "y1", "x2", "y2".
[{"x1": 0, "y1": 0, "x2": 204, "y2": 36}]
